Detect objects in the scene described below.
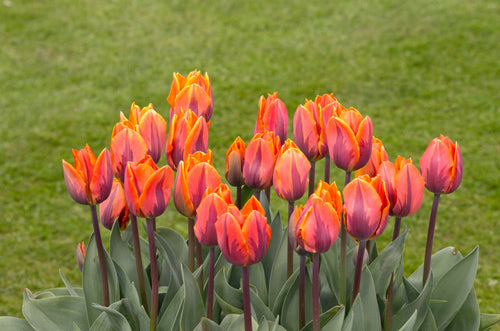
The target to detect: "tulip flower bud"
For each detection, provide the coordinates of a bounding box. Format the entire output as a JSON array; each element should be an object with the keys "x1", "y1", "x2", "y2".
[
  {"x1": 293, "y1": 100, "x2": 328, "y2": 161},
  {"x1": 243, "y1": 131, "x2": 280, "y2": 190},
  {"x1": 110, "y1": 128, "x2": 148, "y2": 182},
  {"x1": 99, "y1": 178, "x2": 130, "y2": 230},
  {"x1": 355, "y1": 137, "x2": 389, "y2": 178},
  {"x1": 76, "y1": 241, "x2": 86, "y2": 272},
  {"x1": 225, "y1": 137, "x2": 245, "y2": 187},
  {"x1": 419, "y1": 135, "x2": 463, "y2": 194},
  {"x1": 254, "y1": 92, "x2": 288, "y2": 145}
]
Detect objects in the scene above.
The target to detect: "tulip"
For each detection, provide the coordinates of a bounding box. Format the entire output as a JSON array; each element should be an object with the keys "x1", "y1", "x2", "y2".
[
  {"x1": 293, "y1": 100, "x2": 328, "y2": 162},
  {"x1": 419, "y1": 135, "x2": 463, "y2": 194},
  {"x1": 99, "y1": 178, "x2": 130, "y2": 230},
  {"x1": 326, "y1": 107, "x2": 373, "y2": 172},
  {"x1": 123, "y1": 155, "x2": 174, "y2": 219},
  {"x1": 225, "y1": 136, "x2": 246, "y2": 187},
  {"x1": 243, "y1": 131, "x2": 280, "y2": 191},
  {"x1": 254, "y1": 92, "x2": 288, "y2": 145},
  {"x1": 355, "y1": 137, "x2": 390, "y2": 178},
  {"x1": 62, "y1": 145, "x2": 113, "y2": 205},
  {"x1": 167, "y1": 70, "x2": 213, "y2": 121},
  {"x1": 166, "y1": 108, "x2": 210, "y2": 171},
  {"x1": 110, "y1": 128, "x2": 148, "y2": 182},
  {"x1": 76, "y1": 242, "x2": 86, "y2": 272}
]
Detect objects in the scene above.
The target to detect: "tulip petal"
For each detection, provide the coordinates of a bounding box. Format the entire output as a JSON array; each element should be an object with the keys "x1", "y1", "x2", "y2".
[
  {"x1": 326, "y1": 117, "x2": 360, "y2": 172},
  {"x1": 420, "y1": 139, "x2": 454, "y2": 193},
  {"x1": 293, "y1": 105, "x2": 321, "y2": 161},
  {"x1": 110, "y1": 128, "x2": 148, "y2": 182},
  {"x1": 183, "y1": 116, "x2": 210, "y2": 161},
  {"x1": 393, "y1": 163, "x2": 425, "y2": 217},
  {"x1": 354, "y1": 116, "x2": 373, "y2": 170},
  {"x1": 449, "y1": 142, "x2": 463, "y2": 193},
  {"x1": 242, "y1": 211, "x2": 271, "y2": 265},
  {"x1": 195, "y1": 193, "x2": 228, "y2": 246},
  {"x1": 100, "y1": 179, "x2": 127, "y2": 230},
  {"x1": 216, "y1": 212, "x2": 248, "y2": 266},
  {"x1": 90, "y1": 149, "x2": 113, "y2": 205},
  {"x1": 186, "y1": 162, "x2": 221, "y2": 212},
  {"x1": 139, "y1": 110, "x2": 167, "y2": 163},
  {"x1": 175, "y1": 84, "x2": 212, "y2": 120},
  {"x1": 139, "y1": 166, "x2": 174, "y2": 218},
  {"x1": 124, "y1": 163, "x2": 142, "y2": 217},
  {"x1": 298, "y1": 197, "x2": 339, "y2": 253},
  {"x1": 174, "y1": 161, "x2": 195, "y2": 218},
  {"x1": 62, "y1": 160, "x2": 89, "y2": 205}
]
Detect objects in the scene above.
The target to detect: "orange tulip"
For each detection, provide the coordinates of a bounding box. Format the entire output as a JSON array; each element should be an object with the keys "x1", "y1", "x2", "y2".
[
  {"x1": 378, "y1": 157, "x2": 425, "y2": 218},
  {"x1": 215, "y1": 196, "x2": 271, "y2": 266},
  {"x1": 167, "y1": 70, "x2": 213, "y2": 121},
  {"x1": 315, "y1": 93, "x2": 346, "y2": 129},
  {"x1": 290, "y1": 181, "x2": 342, "y2": 254},
  {"x1": 225, "y1": 137, "x2": 245, "y2": 187},
  {"x1": 293, "y1": 100, "x2": 328, "y2": 161},
  {"x1": 174, "y1": 151, "x2": 221, "y2": 218},
  {"x1": 123, "y1": 155, "x2": 174, "y2": 219},
  {"x1": 355, "y1": 137, "x2": 389, "y2": 178},
  {"x1": 254, "y1": 92, "x2": 288, "y2": 145},
  {"x1": 243, "y1": 131, "x2": 280, "y2": 190},
  {"x1": 99, "y1": 178, "x2": 130, "y2": 230},
  {"x1": 326, "y1": 108, "x2": 373, "y2": 172},
  {"x1": 62, "y1": 145, "x2": 113, "y2": 205},
  {"x1": 110, "y1": 128, "x2": 149, "y2": 182},
  {"x1": 166, "y1": 108, "x2": 210, "y2": 171},
  {"x1": 194, "y1": 184, "x2": 233, "y2": 247},
  {"x1": 76, "y1": 241, "x2": 86, "y2": 272},
  {"x1": 419, "y1": 135, "x2": 462, "y2": 194},
  {"x1": 343, "y1": 175, "x2": 390, "y2": 241},
  {"x1": 273, "y1": 139, "x2": 311, "y2": 202}
]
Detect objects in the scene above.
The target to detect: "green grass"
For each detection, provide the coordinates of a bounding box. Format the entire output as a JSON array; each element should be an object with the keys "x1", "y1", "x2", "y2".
[{"x1": 0, "y1": 0, "x2": 498, "y2": 322}]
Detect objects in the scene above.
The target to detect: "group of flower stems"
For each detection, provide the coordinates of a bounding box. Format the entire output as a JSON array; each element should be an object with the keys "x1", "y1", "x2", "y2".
[{"x1": 65, "y1": 70, "x2": 463, "y2": 331}]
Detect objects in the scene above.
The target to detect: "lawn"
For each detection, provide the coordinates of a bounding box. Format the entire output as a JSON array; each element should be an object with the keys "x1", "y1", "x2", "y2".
[{"x1": 0, "y1": 0, "x2": 498, "y2": 322}]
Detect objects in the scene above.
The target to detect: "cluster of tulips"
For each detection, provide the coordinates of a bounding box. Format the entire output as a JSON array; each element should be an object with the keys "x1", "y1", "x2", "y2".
[{"x1": 4, "y1": 69, "x2": 491, "y2": 331}]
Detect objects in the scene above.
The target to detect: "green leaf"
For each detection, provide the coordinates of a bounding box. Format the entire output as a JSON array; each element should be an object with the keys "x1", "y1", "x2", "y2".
[
  {"x1": 396, "y1": 310, "x2": 417, "y2": 331},
  {"x1": 271, "y1": 268, "x2": 299, "y2": 317},
  {"x1": 214, "y1": 267, "x2": 244, "y2": 314},
  {"x1": 359, "y1": 267, "x2": 381, "y2": 331},
  {"x1": 279, "y1": 266, "x2": 312, "y2": 331},
  {"x1": 301, "y1": 305, "x2": 343, "y2": 331},
  {"x1": 419, "y1": 308, "x2": 438, "y2": 331},
  {"x1": 22, "y1": 289, "x2": 89, "y2": 331},
  {"x1": 249, "y1": 262, "x2": 268, "y2": 304},
  {"x1": 194, "y1": 317, "x2": 223, "y2": 331},
  {"x1": 0, "y1": 317, "x2": 36, "y2": 331},
  {"x1": 430, "y1": 246, "x2": 478, "y2": 330},
  {"x1": 156, "y1": 227, "x2": 189, "y2": 267},
  {"x1": 342, "y1": 295, "x2": 364, "y2": 331},
  {"x1": 157, "y1": 285, "x2": 184, "y2": 331},
  {"x1": 89, "y1": 302, "x2": 132, "y2": 331},
  {"x1": 368, "y1": 229, "x2": 407, "y2": 298},
  {"x1": 180, "y1": 263, "x2": 205, "y2": 330},
  {"x1": 443, "y1": 289, "x2": 479, "y2": 331},
  {"x1": 219, "y1": 314, "x2": 259, "y2": 331},
  {"x1": 257, "y1": 316, "x2": 270, "y2": 331},
  {"x1": 83, "y1": 234, "x2": 120, "y2": 325},
  {"x1": 59, "y1": 269, "x2": 80, "y2": 297},
  {"x1": 261, "y1": 210, "x2": 283, "y2": 289},
  {"x1": 479, "y1": 313, "x2": 500, "y2": 331}
]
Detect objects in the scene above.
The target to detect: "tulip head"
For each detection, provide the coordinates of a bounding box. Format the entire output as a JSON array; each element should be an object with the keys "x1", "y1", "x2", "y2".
[
  {"x1": 355, "y1": 137, "x2": 389, "y2": 178},
  {"x1": 290, "y1": 181, "x2": 342, "y2": 254},
  {"x1": 215, "y1": 196, "x2": 271, "y2": 267},
  {"x1": 343, "y1": 175, "x2": 390, "y2": 241},
  {"x1": 273, "y1": 139, "x2": 311, "y2": 202},
  {"x1": 123, "y1": 155, "x2": 174, "y2": 219},
  {"x1": 99, "y1": 178, "x2": 130, "y2": 230},
  {"x1": 62, "y1": 145, "x2": 113, "y2": 205},
  {"x1": 76, "y1": 241, "x2": 86, "y2": 272},
  {"x1": 167, "y1": 70, "x2": 213, "y2": 121},
  {"x1": 166, "y1": 108, "x2": 210, "y2": 171},
  {"x1": 379, "y1": 157, "x2": 425, "y2": 218},
  {"x1": 315, "y1": 93, "x2": 346, "y2": 132},
  {"x1": 293, "y1": 100, "x2": 328, "y2": 161},
  {"x1": 194, "y1": 184, "x2": 233, "y2": 247},
  {"x1": 110, "y1": 128, "x2": 149, "y2": 182},
  {"x1": 174, "y1": 151, "x2": 221, "y2": 218},
  {"x1": 326, "y1": 108, "x2": 373, "y2": 172},
  {"x1": 254, "y1": 92, "x2": 288, "y2": 145},
  {"x1": 419, "y1": 135, "x2": 463, "y2": 194},
  {"x1": 243, "y1": 131, "x2": 281, "y2": 190},
  {"x1": 225, "y1": 137, "x2": 245, "y2": 187}
]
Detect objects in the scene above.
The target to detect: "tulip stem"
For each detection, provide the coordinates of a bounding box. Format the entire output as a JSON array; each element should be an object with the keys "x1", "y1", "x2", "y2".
[
  {"x1": 195, "y1": 237, "x2": 204, "y2": 296},
  {"x1": 299, "y1": 255, "x2": 306, "y2": 329},
  {"x1": 254, "y1": 189, "x2": 261, "y2": 201},
  {"x1": 90, "y1": 205, "x2": 109, "y2": 307},
  {"x1": 352, "y1": 239, "x2": 367, "y2": 305},
  {"x1": 392, "y1": 217, "x2": 402, "y2": 241},
  {"x1": 324, "y1": 155, "x2": 330, "y2": 183},
  {"x1": 242, "y1": 266, "x2": 252, "y2": 331},
  {"x1": 312, "y1": 253, "x2": 320, "y2": 331},
  {"x1": 147, "y1": 218, "x2": 159, "y2": 331},
  {"x1": 287, "y1": 200, "x2": 295, "y2": 278},
  {"x1": 188, "y1": 218, "x2": 195, "y2": 272},
  {"x1": 130, "y1": 214, "x2": 148, "y2": 312},
  {"x1": 384, "y1": 272, "x2": 395, "y2": 331},
  {"x1": 340, "y1": 171, "x2": 352, "y2": 305},
  {"x1": 265, "y1": 187, "x2": 271, "y2": 204},
  {"x1": 423, "y1": 193, "x2": 440, "y2": 285},
  {"x1": 309, "y1": 161, "x2": 316, "y2": 196},
  {"x1": 206, "y1": 246, "x2": 215, "y2": 320},
  {"x1": 236, "y1": 186, "x2": 242, "y2": 209}
]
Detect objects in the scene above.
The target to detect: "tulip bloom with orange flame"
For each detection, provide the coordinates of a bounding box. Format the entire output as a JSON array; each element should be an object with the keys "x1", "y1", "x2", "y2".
[
  {"x1": 62, "y1": 145, "x2": 113, "y2": 205},
  {"x1": 215, "y1": 196, "x2": 271, "y2": 267},
  {"x1": 225, "y1": 136, "x2": 245, "y2": 187},
  {"x1": 273, "y1": 139, "x2": 311, "y2": 202},
  {"x1": 254, "y1": 92, "x2": 288, "y2": 145},
  {"x1": 110, "y1": 128, "x2": 149, "y2": 182},
  {"x1": 379, "y1": 156, "x2": 425, "y2": 218},
  {"x1": 123, "y1": 155, "x2": 174, "y2": 219},
  {"x1": 166, "y1": 108, "x2": 210, "y2": 171},
  {"x1": 99, "y1": 178, "x2": 130, "y2": 230},
  {"x1": 293, "y1": 100, "x2": 328, "y2": 162},
  {"x1": 167, "y1": 70, "x2": 213, "y2": 121},
  {"x1": 326, "y1": 107, "x2": 373, "y2": 173},
  {"x1": 420, "y1": 135, "x2": 463, "y2": 194},
  {"x1": 243, "y1": 131, "x2": 281, "y2": 190},
  {"x1": 355, "y1": 137, "x2": 389, "y2": 178},
  {"x1": 76, "y1": 242, "x2": 86, "y2": 272}
]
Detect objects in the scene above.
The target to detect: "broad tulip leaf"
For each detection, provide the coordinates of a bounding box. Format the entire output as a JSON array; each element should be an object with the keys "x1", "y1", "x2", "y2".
[
  {"x1": 157, "y1": 286, "x2": 184, "y2": 331},
  {"x1": 249, "y1": 262, "x2": 268, "y2": 304},
  {"x1": 0, "y1": 317, "x2": 36, "y2": 331},
  {"x1": 359, "y1": 267, "x2": 382, "y2": 331},
  {"x1": 89, "y1": 303, "x2": 132, "y2": 331},
  {"x1": 219, "y1": 314, "x2": 259, "y2": 330},
  {"x1": 194, "y1": 317, "x2": 223, "y2": 331},
  {"x1": 257, "y1": 316, "x2": 270, "y2": 331},
  {"x1": 180, "y1": 263, "x2": 205, "y2": 330},
  {"x1": 279, "y1": 267, "x2": 312, "y2": 331},
  {"x1": 83, "y1": 234, "x2": 120, "y2": 325},
  {"x1": 301, "y1": 305, "x2": 343, "y2": 331},
  {"x1": 154, "y1": 231, "x2": 184, "y2": 289},
  {"x1": 430, "y1": 246, "x2": 478, "y2": 330},
  {"x1": 156, "y1": 227, "x2": 189, "y2": 266},
  {"x1": 396, "y1": 310, "x2": 417, "y2": 331},
  {"x1": 271, "y1": 268, "x2": 299, "y2": 316},
  {"x1": 59, "y1": 269, "x2": 80, "y2": 297},
  {"x1": 443, "y1": 289, "x2": 479, "y2": 331},
  {"x1": 479, "y1": 313, "x2": 500, "y2": 331},
  {"x1": 22, "y1": 289, "x2": 89, "y2": 331},
  {"x1": 419, "y1": 308, "x2": 438, "y2": 331},
  {"x1": 261, "y1": 210, "x2": 283, "y2": 288},
  {"x1": 342, "y1": 295, "x2": 364, "y2": 331}
]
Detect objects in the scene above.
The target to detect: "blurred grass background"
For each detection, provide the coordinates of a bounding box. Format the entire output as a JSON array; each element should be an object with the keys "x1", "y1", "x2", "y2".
[{"x1": 0, "y1": 0, "x2": 498, "y2": 320}]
